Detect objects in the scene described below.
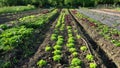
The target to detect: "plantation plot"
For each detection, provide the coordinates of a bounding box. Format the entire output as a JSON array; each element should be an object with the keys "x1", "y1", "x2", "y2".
[
  {"x1": 0, "y1": 9, "x2": 60, "y2": 68},
  {"x1": 0, "y1": 8, "x2": 120, "y2": 68},
  {"x1": 22, "y1": 9, "x2": 109, "y2": 68}
]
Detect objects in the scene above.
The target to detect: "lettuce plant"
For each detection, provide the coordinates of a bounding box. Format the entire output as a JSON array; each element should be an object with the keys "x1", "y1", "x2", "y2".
[
  {"x1": 86, "y1": 54, "x2": 94, "y2": 61},
  {"x1": 67, "y1": 26, "x2": 72, "y2": 29},
  {"x1": 56, "y1": 40, "x2": 63, "y2": 45},
  {"x1": 45, "y1": 46, "x2": 52, "y2": 52},
  {"x1": 72, "y1": 52, "x2": 78, "y2": 57},
  {"x1": 37, "y1": 59, "x2": 47, "y2": 67},
  {"x1": 68, "y1": 34, "x2": 73, "y2": 37},
  {"x1": 53, "y1": 45, "x2": 62, "y2": 50},
  {"x1": 53, "y1": 50, "x2": 61, "y2": 55},
  {"x1": 51, "y1": 34, "x2": 57, "y2": 41},
  {"x1": 68, "y1": 37, "x2": 75, "y2": 43},
  {"x1": 90, "y1": 63, "x2": 97, "y2": 68},
  {"x1": 66, "y1": 43, "x2": 75, "y2": 48},
  {"x1": 76, "y1": 34, "x2": 81, "y2": 39},
  {"x1": 53, "y1": 55, "x2": 61, "y2": 62},
  {"x1": 69, "y1": 48, "x2": 76, "y2": 53},
  {"x1": 80, "y1": 46, "x2": 87, "y2": 51},
  {"x1": 71, "y1": 58, "x2": 82, "y2": 66}
]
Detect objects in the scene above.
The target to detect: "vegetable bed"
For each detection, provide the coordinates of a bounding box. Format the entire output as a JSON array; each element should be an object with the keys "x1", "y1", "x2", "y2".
[{"x1": 70, "y1": 9, "x2": 120, "y2": 67}]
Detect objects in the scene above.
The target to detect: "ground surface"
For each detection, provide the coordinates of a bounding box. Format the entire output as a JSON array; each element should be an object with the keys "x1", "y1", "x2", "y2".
[
  {"x1": 78, "y1": 8, "x2": 120, "y2": 31},
  {"x1": 0, "y1": 8, "x2": 120, "y2": 68}
]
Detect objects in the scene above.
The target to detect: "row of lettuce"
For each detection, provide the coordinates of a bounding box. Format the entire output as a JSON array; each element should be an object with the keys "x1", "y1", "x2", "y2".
[
  {"x1": 37, "y1": 9, "x2": 97, "y2": 68},
  {"x1": 0, "y1": 9, "x2": 58, "y2": 68},
  {"x1": 71, "y1": 9, "x2": 120, "y2": 47},
  {"x1": 0, "y1": 5, "x2": 35, "y2": 14}
]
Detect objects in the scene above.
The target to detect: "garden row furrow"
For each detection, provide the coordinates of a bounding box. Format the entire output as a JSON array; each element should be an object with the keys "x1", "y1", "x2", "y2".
[{"x1": 70, "y1": 9, "x2": 120, "y2": 67}]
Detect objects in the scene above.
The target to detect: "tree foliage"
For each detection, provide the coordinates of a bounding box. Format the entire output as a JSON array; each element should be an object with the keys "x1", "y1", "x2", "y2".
[{"x1": 0, "y1": 0, "x2": 120, "y2": 7}]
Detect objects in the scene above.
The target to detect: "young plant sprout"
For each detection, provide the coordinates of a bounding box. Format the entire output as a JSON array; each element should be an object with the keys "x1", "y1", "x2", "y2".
[
  {"x1": 86, "y1": 54, "x2": 94, "y2": 61},
  {"x1": 66, "y1": 43, "x2": 75, "y2": 48},
  {"x1": 72, "y1": 52, "x2": 78, "y2": 57},
  {"x1": 90, "y1": 63, "x2": 97, "y2": 68},
  {"x1": 80, "y1": 46, "x2": 87, "y2": 51},
  {"x1": 45, "y1": 46, "x2": 52, "y2": 52},
  {"x1": 51, "y1": 34, "x2": 57, "y2": 41},
  {"x1": 71, "y1": 58, "x2": 82, "y2": 66},
  {"x1": 53, "y1": 55, "x2": 61, "y2": 62},
  {"x1": 37, "y1": 59, "x2": 47, "y2": 67},
  {"x1": 76, "y1": 34, "x2": 81, "y2": 39},
  {"x1": 69, "y1": 48, "x2": 77, "y2": 53},
  {"x1": 53, "y1": 50, "x2": 61, "y2": 55},
  {"x1": 53, "y1": 45, "x2": 62, "y2": 50}
]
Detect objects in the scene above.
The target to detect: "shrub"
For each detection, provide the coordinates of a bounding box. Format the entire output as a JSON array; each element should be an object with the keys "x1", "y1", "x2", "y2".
[
  {"x1": 71, "y1": 58, "x2": 82, "y2": 66},
  {"x1": 86, "y1": 54, "x2": 94, "y2": 61},
  {"x1": 37, "y1": 59, "x2": 47, "y2": 67}
]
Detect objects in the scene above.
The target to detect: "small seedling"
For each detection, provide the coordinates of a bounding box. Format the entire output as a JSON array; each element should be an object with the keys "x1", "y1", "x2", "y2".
[
  {"x1": 90, "y1": 63, "x2": 97, "y2": 68},
  {"x1": 68, "y1": 34, "x2": 73, "y2": 37},
  {"x1": 53, "y1": 55, "x2": 61, "y2": 62},
  {"x1": 67, "y1": 26, "x2": 72, "y2": 29},
  {"x1": 53, "y1": 45, "x2": 62, "y2": 50},
  {"x1": 86, "y1": 54, "x2": 94, "y2": 61},
  {"x1": 71, "y1": 58, "x2": 82, "y2": 66},
  {"x1": 66, "y1": 43, "x2": 75, "y2": 48},
  {"x1": 37, "y1": 59, "x2": 47, "y2": 67},
  {"x1": 68, "y1": 37, "x2": 75, "y2": 43},
  {"x1": 69, "y1": 48, "x2": 76, "y2": 53},
  {"x1": 72, "y1": 52, "x2": 78, "y2": 57},
  {"x1": 80, "y1": 46, "x2": 87, "y2": 51},
  {"x1": 45, "y1": 46, "x2": 52, "y2": 52},
  {"x1": 51, "y1": 34, "x2": 57, "y2": 41},
  {"x1": 76, "y1": 34, "x2": 81, "y2": 39},
  {"x1": 53, "y1": 50, "x2": 61, "y2": 55}
]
